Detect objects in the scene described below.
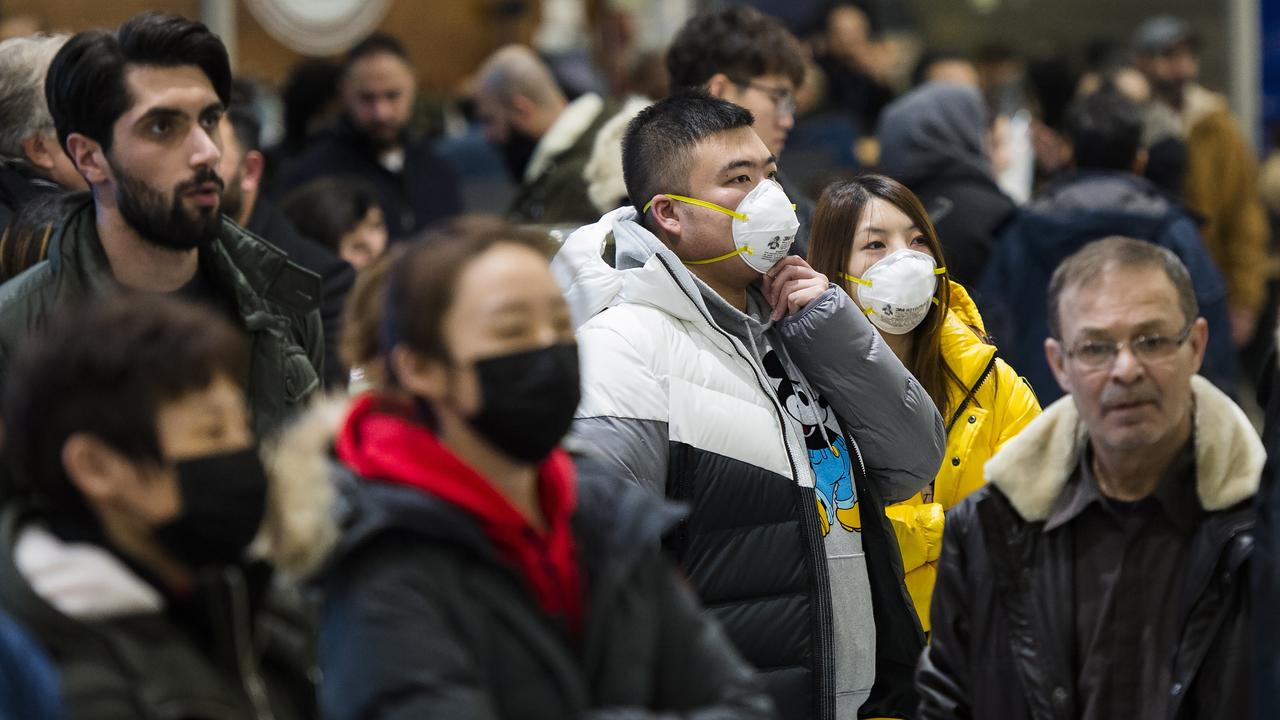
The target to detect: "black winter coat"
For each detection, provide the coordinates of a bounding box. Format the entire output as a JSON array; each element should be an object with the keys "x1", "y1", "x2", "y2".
[
  {"x1": 917, "y1": 485, "x2": 1254, "y2": 720},
  {"x1": 912, "y1": 171, "x2": 1016, "y2": 289},
  {"x1": 275, "y1": 117, "x2": 462, "y2": 240},
  {"x1": 318, "y1": 469, "x2": 777, "y2": 720},
  {"x1": 246, "y1": 200, "x2": 355, "y2": 388}
]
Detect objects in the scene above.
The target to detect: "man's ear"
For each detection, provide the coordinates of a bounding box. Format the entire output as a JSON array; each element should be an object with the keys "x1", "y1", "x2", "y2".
[
  {"x1": 706, "y1": 73, "x2": 734, "y2": 100},
  {"x1": 648, "y1": 196, "x2": 682, "y2": 238},
  {"x1": 1044, "y1": 337, "x2": 1072, "y2": 395},
  {"x1": 508, "y1": 94, "x2": 542, "y2": 135},
  {"x1": 62, "y1": 433, "x2": 132, "y2": 503},
  {"x1": 64, "y1": 133, "x2": 108, "y2": 185},
  {"x1": 20, "y1": 131, "x2": 59, "y2": 174},
  {"x1": 241, "y1": 150, "x2": 265, "y2": 195}
]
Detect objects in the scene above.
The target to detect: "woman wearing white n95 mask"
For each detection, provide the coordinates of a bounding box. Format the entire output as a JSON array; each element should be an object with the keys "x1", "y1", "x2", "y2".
[{"x1": 807, "y1": 174, "x2": 1042, "y2": 635}]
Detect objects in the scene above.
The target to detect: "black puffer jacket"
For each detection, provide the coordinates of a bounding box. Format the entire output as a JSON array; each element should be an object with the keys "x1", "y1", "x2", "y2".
[{"x1": 318, "y1": 466, "x2": 776, "y2": 720}]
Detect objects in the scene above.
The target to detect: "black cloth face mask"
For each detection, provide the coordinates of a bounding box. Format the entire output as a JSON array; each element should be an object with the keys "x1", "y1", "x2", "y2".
[
  {"x1": 153, "y1": 447, "x2": 268, "y2": 569},
  {"x1": 458, "y1": 343, "x2": 581, "y2": 464}
]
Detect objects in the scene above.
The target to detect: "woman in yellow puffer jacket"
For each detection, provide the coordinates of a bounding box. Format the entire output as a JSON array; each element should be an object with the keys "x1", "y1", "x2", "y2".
[{"x1": 807, "y1": 174, "x2": 1041, "y2": 633}]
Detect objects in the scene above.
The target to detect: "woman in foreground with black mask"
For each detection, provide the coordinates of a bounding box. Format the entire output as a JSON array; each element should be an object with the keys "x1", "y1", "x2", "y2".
[{"x1": 273, "y1": 217, "x2": 775, "y2": 720}]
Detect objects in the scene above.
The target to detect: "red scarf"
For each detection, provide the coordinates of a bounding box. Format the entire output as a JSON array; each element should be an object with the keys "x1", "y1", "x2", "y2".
[{"x1": 335, "y1": 395, "x2": 584, "y2": 632}]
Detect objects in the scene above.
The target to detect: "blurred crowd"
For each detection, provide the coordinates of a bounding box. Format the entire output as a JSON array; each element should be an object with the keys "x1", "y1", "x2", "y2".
[{"x1": 0, "y1": 2, "x2": 1277, "y2": 719}]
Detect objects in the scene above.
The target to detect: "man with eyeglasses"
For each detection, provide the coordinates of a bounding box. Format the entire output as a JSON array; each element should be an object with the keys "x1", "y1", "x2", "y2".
[
  {"x1": 918, "y1": 236, "x2": 1260, "y2": 719},
  {"x1": 666, "y1": 6, "x2": 814, "y2": 254}
]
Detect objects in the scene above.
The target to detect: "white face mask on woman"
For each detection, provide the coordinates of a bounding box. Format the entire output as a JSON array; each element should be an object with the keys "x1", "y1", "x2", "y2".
[{"x1": 843, "y1": 249, "x2": 945, "y2": 335}]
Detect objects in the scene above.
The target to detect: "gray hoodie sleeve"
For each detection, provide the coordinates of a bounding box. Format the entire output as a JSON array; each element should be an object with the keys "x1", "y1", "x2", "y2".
[{"x1": 778, "y1": 286, "x2": 945, "y2": 503}]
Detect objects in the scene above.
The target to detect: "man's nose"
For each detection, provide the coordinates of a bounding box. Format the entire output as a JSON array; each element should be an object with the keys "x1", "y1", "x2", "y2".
[
  {"x1": 1108, "y1": 344, "x2": 1146, "y2": 384},
  {"x1": 190, "y1": 126, "x2": 220, "y2": 168}
]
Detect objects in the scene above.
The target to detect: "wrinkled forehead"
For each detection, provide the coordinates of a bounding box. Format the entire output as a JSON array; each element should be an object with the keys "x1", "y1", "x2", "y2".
[{"x1": 1058, "y1": 263, "x2": 1186, "y2": 338}]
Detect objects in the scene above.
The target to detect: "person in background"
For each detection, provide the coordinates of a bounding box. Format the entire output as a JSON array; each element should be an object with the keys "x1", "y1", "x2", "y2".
[
  {"x1": 472, "y1": 45, "x2": 646, "y2": 225},
  {"x1": 264, "y1": 58, "x2": 342, "y2": 194},
  {"x1": 979, "y1": 86, "x2": 1237, "y2": 404},
  {"x1": 220, "y1": 80, "x2": 356, "y2": 389},
  {"x1": 813, "y1": 2, "x2": 895, "y2": 143},
  {"x1": 0, "y1": 33, "x2": 87, "y2": 234},
  {"x1": 279, "y1": 176, "x2": 387, "y2": 272},
  {"x1": 277, "y1": 33, "x2": 461, "y2": 240},
  {"x1": 918, "y1": 237, "x2": 1259, "y2": 718},
  {"x1": 665, "y1": 6, "x2": 815, "y2": 255},
  {"x1": 1133, "y1": 14, "x2": 1270, "y2": 348},
  {"x1": 0, "y1": 295, "x2": 317, "y2": 719},
  {"x1": 0, "y1": 12, "x2": 323, "y2": 446},
  {"x1": 910, "y1": 52, "x2": 979, "y2": 89},
  {"x1": 267, "y1": 218, "x2": 776, "y2": 719},
  {"x1": 556, "y1": 91, "x2": 943, "y2": 720},
  {"x1": 876, "y1": 82, "x2": 1017, "y2": 289},
  {"x1": 806, "y1": 174, "x2": 1040, "y2": 635}
]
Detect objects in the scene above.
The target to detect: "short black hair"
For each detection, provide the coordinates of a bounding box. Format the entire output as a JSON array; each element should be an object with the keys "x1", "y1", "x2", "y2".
[
  {"x1": 1069, "y1": 85, "x2": 1143, "y2": 171},
  {"x1": 622, "y1": 89, "x2": 755, "y2": 219},
  {"x1": 45, "y1": 12, "x2": 231, "y2": 154},
  {"x1": 4, "y1": 294, "x2": 247, "y2": 513},
  {"x1": 280, "y1": 176, "x2": 381, "y2": 255},
  {"x1": 225, "y1": 78, "x2": 262, "y2": 153},
  {"x1": 343, "y1": 33, "x2": 409, "y2": 74},
  {"x1": 666, "y1": 7, "x2": 805, "y2": 90}
]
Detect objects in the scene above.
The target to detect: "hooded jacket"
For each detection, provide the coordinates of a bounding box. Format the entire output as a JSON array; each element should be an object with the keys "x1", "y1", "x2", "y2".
[
  {"x1": 513, "y1": 93, "x2": 650, "y2": 224},
  {"x1": 260, "y1": 398, "x2": 777, "y2": 720},
  {"x1": 0, "y1": 507, "x2": 318, "y2": 720},
  {"x1": 0, "y1": 198, "x2": 324, "y2": 445},
  {"x1": 553, "y1": 207, "x2": 945, "y2": 720},
  {"x1": 883, "y1": 283, "x2": 1041, "y2": 632},
  {"x1": 916, "y1": 375, "x2": 1262, "y2": 719},
  {"x1": 876, "y1": 83, "x2": 1016, "y2": 288},
  {"x1": 978, "y1": 170, "x2": 1238, "y2": 404}
]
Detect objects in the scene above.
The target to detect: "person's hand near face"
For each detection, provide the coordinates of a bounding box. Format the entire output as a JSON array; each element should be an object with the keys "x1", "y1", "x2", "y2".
[{"x1": 763, "y1": 256, "x2": 828, "y2": 321}]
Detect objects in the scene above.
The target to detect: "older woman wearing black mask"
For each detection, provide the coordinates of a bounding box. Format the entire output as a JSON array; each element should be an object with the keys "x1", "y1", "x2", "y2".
[{"x1": 876, "y1": 82, "x2": 1017, "y2": 288}]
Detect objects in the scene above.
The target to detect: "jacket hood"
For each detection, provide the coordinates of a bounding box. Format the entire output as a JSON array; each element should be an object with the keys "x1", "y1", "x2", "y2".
[
  {"x1": 583, "y1": 95, "x2": 650, "y2": 214},
  {"x1": 876, "y1": 82, "x2": 992, "y2": 186},
  {"x1": 526, "y1": 93, "x2": 604, "y2": 184},
  {"x1": 551, "y1": 206, "x2": 719, "y2": 331},
  {"x1": 1028, "y1": 170, "x2": 1175, "y2": 220},
  {"x1": 939, "y1": 281, "x2": 996, "y2": 389},
  {"x1": 985, "y1": 375, "x2": 1264, "y2": 522},
  {"x1": 12, "y1": 524, "x2": 163, "y2": 620},
  {"x1": 259, "y1": 395, "x2": 685, "y2": 577}
]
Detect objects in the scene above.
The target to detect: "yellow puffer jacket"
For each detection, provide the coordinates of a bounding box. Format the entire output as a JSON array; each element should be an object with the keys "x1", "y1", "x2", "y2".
[{"x1": 889, "y1": 283, "x2": 1041, "y2": 632}]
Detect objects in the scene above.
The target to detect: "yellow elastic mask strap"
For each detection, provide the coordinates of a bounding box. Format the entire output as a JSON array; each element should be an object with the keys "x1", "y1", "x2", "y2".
[
  {"x1": 838, "y1": 272, "x2": 872, "y2": 288},
  {"x1": 643, "y1": 194, "x2": 748, "y2": 222},
  {"x1": 687, "y1": 245, "x2": 752, "y2": 265},
  {"x1": 934, "y1": 266, "x2": 948, "y2": 276}
]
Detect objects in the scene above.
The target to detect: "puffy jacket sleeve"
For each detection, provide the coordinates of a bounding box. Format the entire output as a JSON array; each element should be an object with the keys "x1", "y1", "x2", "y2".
[
  {"x1": 584, "y1": 555, "x2": 778, "y2": 720},
  {"x1": 990, "y1": 359, "x2": 1041, "y2": 450},
  {"x1": 915, "y1": 498, "x2": 977, "y2": 719},
  {"x1": 779, "y1": 286, "x2": 945, "y2": 503},
  {"x1": 568, "y1": 317, "x2": 671, "y2": 498},
  {"x1": 319, "y1": 540, "x2": 501, "y2": 720}
]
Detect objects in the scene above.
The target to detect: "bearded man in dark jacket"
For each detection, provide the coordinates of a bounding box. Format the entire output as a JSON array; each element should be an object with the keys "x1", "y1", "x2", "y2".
[{"x1": 919, "y1": 237, "x2": 1260, "y2": 719}]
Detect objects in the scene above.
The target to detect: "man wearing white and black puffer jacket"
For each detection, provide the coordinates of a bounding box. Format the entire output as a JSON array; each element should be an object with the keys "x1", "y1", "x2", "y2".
[{"x1": 554, "y1": 91, "x2": 945, "y2": 720}]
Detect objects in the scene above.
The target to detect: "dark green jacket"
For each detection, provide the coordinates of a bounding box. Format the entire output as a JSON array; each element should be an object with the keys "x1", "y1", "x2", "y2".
[
  {"x1": 0, "y1": 506, "x2": 318, "y2": 720},
  {"x1": 509, "y1": 97, "x2": 620, "y2": 225},
  {"x1": 0, "y1": 199, "x2": 323, "y2": 441}
]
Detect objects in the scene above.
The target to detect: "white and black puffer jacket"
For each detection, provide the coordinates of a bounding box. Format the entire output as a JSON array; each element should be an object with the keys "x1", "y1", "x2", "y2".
[{"x1": 553, "y1": 207, "x2": 946, "y2": 720}]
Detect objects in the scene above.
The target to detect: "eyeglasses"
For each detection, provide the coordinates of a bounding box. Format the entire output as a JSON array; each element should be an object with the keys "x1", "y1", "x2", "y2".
[
  {"x1": 732, "y1": 78, "x2": 797, "y2": 118},
  {"x1": 1064, "y1": 324, "x2": 1194, "y2": 369}
]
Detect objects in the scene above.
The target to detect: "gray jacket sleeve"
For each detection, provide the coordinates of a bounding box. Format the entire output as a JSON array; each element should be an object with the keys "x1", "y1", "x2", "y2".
[{"x1": 778, "y1": 286, "x2": 945, "y2": 503}]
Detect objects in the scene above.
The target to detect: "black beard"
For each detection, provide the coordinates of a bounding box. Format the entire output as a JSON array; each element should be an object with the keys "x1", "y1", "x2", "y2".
[{"x1": 109, "y1": 155, "x2": 224, "y2": 251}]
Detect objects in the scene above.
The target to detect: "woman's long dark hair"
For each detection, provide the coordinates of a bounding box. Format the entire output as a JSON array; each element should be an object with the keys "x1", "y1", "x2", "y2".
[{"x1": 807, "y1": 174, "x2": 960, "y2": 420}]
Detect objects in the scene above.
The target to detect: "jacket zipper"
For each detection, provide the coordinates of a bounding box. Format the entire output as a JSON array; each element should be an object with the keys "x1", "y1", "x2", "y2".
[
  {"x1": 654, "y1": 255, "x2": 836, "y2": 720},
  {"x1": 223, "y1": 568, "x2": 276, "y2": 720}
]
